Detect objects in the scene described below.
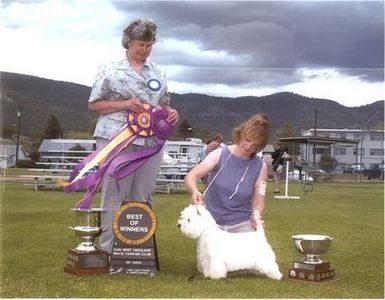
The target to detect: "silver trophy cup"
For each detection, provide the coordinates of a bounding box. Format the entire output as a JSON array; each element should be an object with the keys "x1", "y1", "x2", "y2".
[
  {"x1": 292, "y1": 234, "x2": 333, "y2": 264},
  {"x1": 64, "y1": 208, "x2": 109, "y2": 275},
  {"x1": 69, "y1": 208, "x2": 107, "y2": 252}
]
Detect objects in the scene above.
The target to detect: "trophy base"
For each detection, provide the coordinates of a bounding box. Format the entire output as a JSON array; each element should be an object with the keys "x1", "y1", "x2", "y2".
[
  {"x1": 288, "y1": 261, "x2": 337, "y2": 283},
  {"x1": 64, "y1": 249, "x2": 109, "y2": 276}
]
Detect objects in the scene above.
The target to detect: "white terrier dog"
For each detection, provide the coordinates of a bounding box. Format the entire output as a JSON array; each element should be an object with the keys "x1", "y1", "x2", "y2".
[{"x1": 177, "y1": 204, "x2": 283, "y2": 280}]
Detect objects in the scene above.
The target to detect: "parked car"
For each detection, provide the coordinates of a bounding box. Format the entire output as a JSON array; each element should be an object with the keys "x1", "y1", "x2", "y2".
[
  {"x1": 288, "y1": 170, "x2": 314, "y2": 182},
  {"x1": 343, "y1": 164, "x2": 365, "y2": 174},
  {"x1": 363, "y1": 165, "x2": 384, "y2": 180}
]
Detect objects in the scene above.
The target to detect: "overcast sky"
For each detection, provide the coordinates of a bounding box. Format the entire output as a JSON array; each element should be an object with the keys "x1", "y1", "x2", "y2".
[{"x1": 1, "y1": 0, "x2": 384, "y2": 107}]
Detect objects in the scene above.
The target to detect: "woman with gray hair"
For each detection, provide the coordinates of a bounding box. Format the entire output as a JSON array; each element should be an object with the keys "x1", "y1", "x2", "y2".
[{"x1": 88, "y1": 18, "x2": 179, "y2": 253}]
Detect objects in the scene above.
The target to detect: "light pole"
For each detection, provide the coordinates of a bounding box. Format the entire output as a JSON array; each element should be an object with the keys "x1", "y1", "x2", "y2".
[
  {"x1": 312, "y1": 108, "x2": 318, "y2": 169},
  {"x1": 15, "y1": 107, "x2": 22, "y2": 167}
]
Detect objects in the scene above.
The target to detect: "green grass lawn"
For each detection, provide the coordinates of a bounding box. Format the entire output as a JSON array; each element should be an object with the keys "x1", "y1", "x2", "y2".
[{"x1": 1, "y1": 181, "x2": 383, "y2": 298}]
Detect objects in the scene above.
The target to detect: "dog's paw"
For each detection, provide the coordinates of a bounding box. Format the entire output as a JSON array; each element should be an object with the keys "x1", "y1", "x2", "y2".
[
  {"x1": 268, "y1": 271, "x2": 283, "y2": 280},
  {"x1": 204, "y1": 265, "x2": 227, "y2": 279},
  {"x1": 209, "y1": 272, "x2": 227, "y2": 279}
]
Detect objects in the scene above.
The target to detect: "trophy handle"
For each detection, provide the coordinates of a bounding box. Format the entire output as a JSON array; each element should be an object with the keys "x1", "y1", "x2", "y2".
[{"x1": 297, "y1": 239, "x2": 304, "y2": 252}]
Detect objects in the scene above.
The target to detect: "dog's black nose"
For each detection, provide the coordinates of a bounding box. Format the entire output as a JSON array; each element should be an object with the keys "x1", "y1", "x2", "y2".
[{"x1": 177, "y1": 223, "x2": 181, "y2": 228}]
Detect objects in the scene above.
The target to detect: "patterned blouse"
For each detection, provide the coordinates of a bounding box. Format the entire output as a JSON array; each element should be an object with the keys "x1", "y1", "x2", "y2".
[{"x1": 89, "y1": 55, "x2": 170, "y2": 146}]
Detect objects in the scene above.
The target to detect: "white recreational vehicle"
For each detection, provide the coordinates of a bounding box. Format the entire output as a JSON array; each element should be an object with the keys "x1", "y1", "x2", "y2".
[
  {"x1": 37, "y1": 138, "x2": 204, "y2": 166},
  {"x1": 164, "y1": 138, "x2": 205, "y2": 165},
  {"x1": 156, "y1": 138, "x2": 205, "y2": 193}
]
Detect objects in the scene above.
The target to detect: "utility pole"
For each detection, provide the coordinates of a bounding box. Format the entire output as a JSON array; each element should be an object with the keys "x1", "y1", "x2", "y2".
[
  {"x1": 15, "y1": 106, "x2": 22, "y2": 167},
  {"x1": 313, "y1": 108, "x2": 318, "y2": 169}
]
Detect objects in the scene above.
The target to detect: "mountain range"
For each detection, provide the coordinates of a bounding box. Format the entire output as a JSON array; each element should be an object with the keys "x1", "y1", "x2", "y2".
[{"x1": 1, "y1": 71, "x2": 383, "y2": 141}]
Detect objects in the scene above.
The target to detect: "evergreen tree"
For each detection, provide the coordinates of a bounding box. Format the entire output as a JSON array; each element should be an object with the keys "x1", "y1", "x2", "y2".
[
  {"x1": 43, "y1": 114, "x2": 64, "y2": 139},
  {"x1": 65, "y1": 130, "x2": 93, "y2": 139},
  {"x1": 68, "y1": 144, "x2": 87, "y2": 161},
  {"x1": 320, "y1": 154, "x2": 337, "y2": 173},
  {"x1": 178, "y1": 119, "x2": 194, "y2": 140},
  {"x1": 1, "y1": 125, "x2": 14, "y2": 140}
]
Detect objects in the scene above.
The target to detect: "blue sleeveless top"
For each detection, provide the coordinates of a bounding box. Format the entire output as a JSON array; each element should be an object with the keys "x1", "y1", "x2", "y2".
[{"x1": 205, "y1": 146, "x2": 263, "y2": 226}]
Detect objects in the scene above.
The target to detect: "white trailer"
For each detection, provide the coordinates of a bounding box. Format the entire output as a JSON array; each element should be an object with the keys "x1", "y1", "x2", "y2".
[{"x1": 164, "y1": 138, "x2": 205, "y2": 165}]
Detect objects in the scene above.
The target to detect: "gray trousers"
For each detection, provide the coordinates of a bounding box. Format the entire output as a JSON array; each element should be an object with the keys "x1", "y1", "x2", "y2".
[
  {"x1": 218, "y1": 219, "x2": 255, "y2": 233},
  {"x1": 96, "y1": 138, "x2": 163, "y2": 253}
]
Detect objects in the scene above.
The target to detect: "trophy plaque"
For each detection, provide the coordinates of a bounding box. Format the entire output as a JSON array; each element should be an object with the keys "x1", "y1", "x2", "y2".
[
  {"x1": 289, "y1": 234, "x2": 337, "y2": 283},
  {"x1": 64, "y1": 208, "x2": 109, "y2": 275},
  {"x1": 110, "y1": 201, "x2": 159, "y2": 277}
]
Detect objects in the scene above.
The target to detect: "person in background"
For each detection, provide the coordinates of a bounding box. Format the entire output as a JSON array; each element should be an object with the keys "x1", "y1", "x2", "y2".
[
  {"x1": 185, "y1": 114, "x2": 270, "y2": 233},
  {"x1": 207, "y1": 133, "x2": 224, "y2": 154},
  {"x1": 88, "y1": 18, "x2": 179, "y2": 253},
  {"x1": 199, "y1": 138, "x2": 213, "y2": 162},
  {"x1": 198, "y1": 138, "x2": 213, "y2": 187},
  {"x1": 294, "y1": 153, "x2": 304, "y2": 182},
  {"x1": 200, "y1": 134, "x2": 224, "y2": 187},
  {"x1": 271, "y1": 141, "x2": 288, "y2": 193}
]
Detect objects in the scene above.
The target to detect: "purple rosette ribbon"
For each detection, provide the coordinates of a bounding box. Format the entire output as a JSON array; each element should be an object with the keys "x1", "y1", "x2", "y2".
[{"x1": 60, "y1": 104, "x2": 173, "y2": 209}]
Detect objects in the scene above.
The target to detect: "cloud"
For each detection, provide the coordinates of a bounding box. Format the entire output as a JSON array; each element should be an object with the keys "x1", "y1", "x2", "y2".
[
  {"x1": 113, "y1": 1, "x2": 384, "y2": 71},
  {"x1": 165, "y1": 65, "x2": 300, "y2": 87},
  {"x1": 1, "y1": 0, "x2": 384, "y2": 107},
  {"x1": 200, "y1": 21, "x2": 296, "y2": 67},
  {"x1": 291, "y1": 2, "x2": 384, "y2": 69},
  {"x1": 153, "y1": 38, "x2": 252, "y2": 67},
  {"x1": 0, "y1": 0, "x2": 126, "y2": 84},
  {"x1": 284, "y1": 68, "x2": 385, "y2": 106}
]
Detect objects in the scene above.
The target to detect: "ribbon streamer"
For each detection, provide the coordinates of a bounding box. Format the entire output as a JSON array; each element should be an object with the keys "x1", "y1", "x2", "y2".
[{"x1": 58, "y1": 104, "x2": 173, "y2": 209}]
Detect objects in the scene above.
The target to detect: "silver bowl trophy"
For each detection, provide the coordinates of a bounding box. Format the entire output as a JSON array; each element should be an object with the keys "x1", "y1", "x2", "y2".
[
  {"x1": 64, "y1": 208, "x2": 109, "y2": 275},
  {"x1": 289, "y1": 234, "x2": 336, "y2": 283}
]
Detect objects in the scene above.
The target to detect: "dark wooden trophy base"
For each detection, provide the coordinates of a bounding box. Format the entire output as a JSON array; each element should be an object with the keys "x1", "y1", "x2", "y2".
[
  {"x1": 288, "y1": 261, "x2": 337, "y2": 283},
  {"x1": 64, "y1": 249, "x2": 109, "y2": 275}
]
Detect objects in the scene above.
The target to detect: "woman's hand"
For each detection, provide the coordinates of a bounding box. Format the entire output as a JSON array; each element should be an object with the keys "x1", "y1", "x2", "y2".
[
  {"x1": 127, "y1": 98, "x2": 145, "y2": 113},
  {"x1": 89, "y1": 98, "x2": 144, "y2": 115},
  {"x1": 251, "y1": 210, "x2": 264, "y2": 231},
  {"x1": 191, "y1": 189, "x2": 204, "y2": 205},
  {"x1": 185, "y1": 149, "x2": 221, "y2": 206},
  {"x1": 166, "y1": 108, "x2": 179, "y2": 125}
]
